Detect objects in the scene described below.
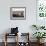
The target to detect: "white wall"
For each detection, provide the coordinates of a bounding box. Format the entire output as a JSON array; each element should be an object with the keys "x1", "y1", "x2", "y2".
[{"x1": 0, "y1": 0, "x2": 37, "y2": 42}]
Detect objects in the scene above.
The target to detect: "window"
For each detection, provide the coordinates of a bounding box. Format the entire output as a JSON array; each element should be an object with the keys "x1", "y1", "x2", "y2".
[{"x1": 37, "y1": 0, "x2": 46, "y2": 18}]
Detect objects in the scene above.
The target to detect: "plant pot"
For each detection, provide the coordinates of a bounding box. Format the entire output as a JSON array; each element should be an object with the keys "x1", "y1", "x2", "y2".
[
  {"x1": 37, "y1": 39, "x2": 40, "y2": 43},
  {"x1": 40, "y1": 38, "x2": 45, "y2": 43},
  {"x1": 37, "y1": 39, "x2": 45, "y2": 44}
]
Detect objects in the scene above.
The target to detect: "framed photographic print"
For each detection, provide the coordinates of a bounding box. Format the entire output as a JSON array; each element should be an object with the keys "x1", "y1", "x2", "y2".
[{"x1": 10, "y1": 7, "x2": 26, "y2": 20}]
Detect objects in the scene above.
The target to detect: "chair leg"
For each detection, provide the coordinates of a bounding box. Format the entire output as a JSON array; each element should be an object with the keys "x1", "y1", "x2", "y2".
[{"x1": 4, "y1": 41, "x2": 7, "y2": 46}]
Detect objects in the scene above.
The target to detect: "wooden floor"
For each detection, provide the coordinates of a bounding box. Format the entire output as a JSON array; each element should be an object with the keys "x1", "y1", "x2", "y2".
[{"x1": 0, "y1": 42, "x2": 46, "y2": 46}]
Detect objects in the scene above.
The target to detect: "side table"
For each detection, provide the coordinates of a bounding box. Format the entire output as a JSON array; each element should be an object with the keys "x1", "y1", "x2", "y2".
[{"x1": 4, "y1": 33, "x2": 18, "y2": 46}]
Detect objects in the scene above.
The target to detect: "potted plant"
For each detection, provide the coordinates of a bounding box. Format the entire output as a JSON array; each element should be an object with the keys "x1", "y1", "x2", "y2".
[
  {"x1": 32, "y1": 25, "x2": 39, "y2": 30},
  {"x1": 32, "y1": 24, "x2": 45, "y2": 30},
  {"x1": 33, "y1": 32, "x2": 46, "y2": 43}
]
